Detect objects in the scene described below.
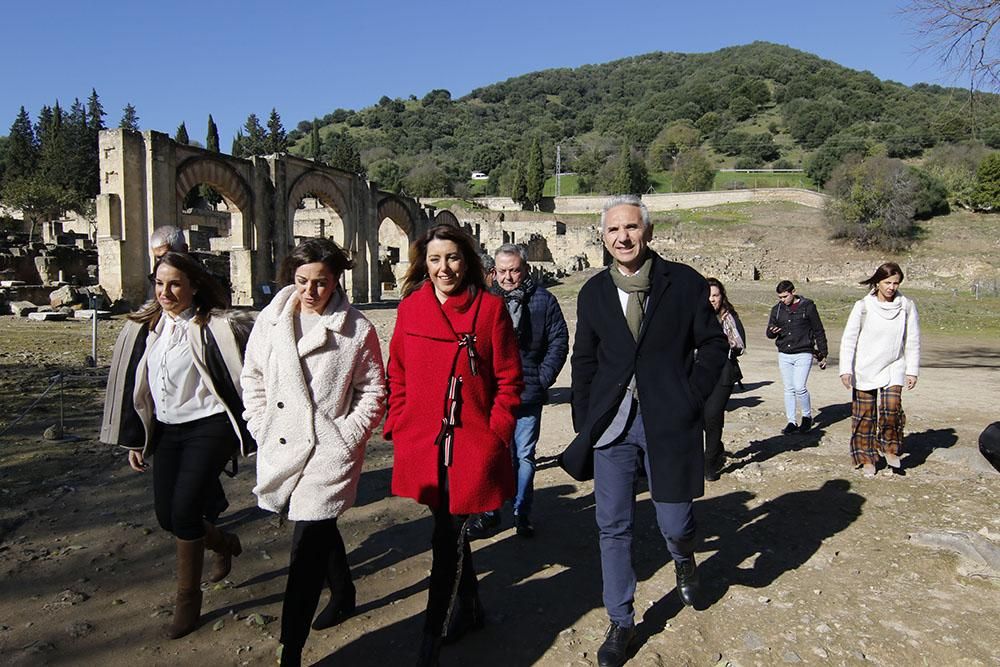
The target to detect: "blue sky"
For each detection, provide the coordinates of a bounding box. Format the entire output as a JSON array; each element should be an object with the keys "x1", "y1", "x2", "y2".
[{"x1": 0, "y1": 1, "x2": 959, "y2": 144}]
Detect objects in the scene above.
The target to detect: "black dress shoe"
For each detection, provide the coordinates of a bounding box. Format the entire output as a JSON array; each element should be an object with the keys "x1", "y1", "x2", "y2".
[
  {"x1": 675, "y1": 559, "x2": 701, "y2": 609},
  {"x1": 782, "y1": 422, "x2": 799, "y2": 435},
  {"x1": 799, "y1": 416, "x2": 813, "y2": 432},
  {"x1": 597, "y1": 621, "x2": 635, "y2": 667},
  {"x1": 466, "y1": 512, "x2": 501, "y2": 540},
  {"x1": 515, "y1": 513, "x2": 534, "y2": 538},
  {"x1": 705, "y1": 467, "x2": 721, "y2": 482}
]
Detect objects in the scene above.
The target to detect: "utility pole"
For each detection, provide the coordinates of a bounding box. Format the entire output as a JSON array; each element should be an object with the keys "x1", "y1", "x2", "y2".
[{"x1": 555, "y1": 145, "x2": 561, "y2": 197}]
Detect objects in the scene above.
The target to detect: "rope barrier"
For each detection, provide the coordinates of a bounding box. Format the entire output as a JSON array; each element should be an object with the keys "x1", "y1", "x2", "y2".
[{"x1": 0, "y1": 375, "x2": 62, "y2": 438}]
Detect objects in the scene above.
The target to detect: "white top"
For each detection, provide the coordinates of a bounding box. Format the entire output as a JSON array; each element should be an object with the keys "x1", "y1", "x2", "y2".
[
  {"x1": 147, "y1": 309, "x2": 226, "y2": 424},
  {"x1": 839, "y1": 293, "x2": 920, "y2": 391}
]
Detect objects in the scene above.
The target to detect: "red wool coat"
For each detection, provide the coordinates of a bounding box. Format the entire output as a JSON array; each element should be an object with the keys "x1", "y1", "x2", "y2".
[{"x1": 385, "y1": 282, "x2": 523, "y2": 514}]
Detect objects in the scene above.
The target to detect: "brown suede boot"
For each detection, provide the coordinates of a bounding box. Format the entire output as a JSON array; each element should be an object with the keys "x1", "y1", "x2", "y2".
[
  {"x1": 203, "y1": 521, "x2": 242, "y2": 583},
  {"x1": 166, "y1": 538, "x2": 204, "y2": 639}
]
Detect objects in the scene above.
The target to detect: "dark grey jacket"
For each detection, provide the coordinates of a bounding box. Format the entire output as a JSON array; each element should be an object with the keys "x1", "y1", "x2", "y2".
[{"x1": 766, "y1": 296, "x2": 828, "y2": 359}]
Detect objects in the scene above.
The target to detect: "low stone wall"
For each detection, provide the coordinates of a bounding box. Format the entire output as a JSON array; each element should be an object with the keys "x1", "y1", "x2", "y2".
[{"x1": 470, "y1": 188, "x2": 828, "y2": 214}]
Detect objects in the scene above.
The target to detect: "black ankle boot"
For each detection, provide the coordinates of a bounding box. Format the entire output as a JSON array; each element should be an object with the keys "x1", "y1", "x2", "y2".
[
  {"x1": 416, "y1": 633, "x2": 441, "y2": 667},
  {"x1": 442, "y1": 594, "x2": 485, "y2": 644},
  {"x1": 675, "y1": 558, "x2": 701, "y2": 609},
  {"x1": 279, "y1": 643, "x2": 303, "y2": 667},
  {"x1": 311, "y1": 582, "x2": 357, "y2": 630}
]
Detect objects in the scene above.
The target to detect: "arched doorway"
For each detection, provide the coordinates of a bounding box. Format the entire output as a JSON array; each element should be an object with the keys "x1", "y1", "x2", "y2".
[
  {"x1": 285, "y1": 171, "x2": 354, "y2": 295},
  {"x1": 376, "y1": 197, "x2": 415, "y2": 298}
]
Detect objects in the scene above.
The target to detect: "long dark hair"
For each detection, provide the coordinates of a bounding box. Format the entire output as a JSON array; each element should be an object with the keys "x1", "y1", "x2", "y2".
[
  {"x1": 706, "y1": 277, "x2": 739, "y2": 319},
  {"x1": 279, "y1": 237, "x2": 354, "y2": 287},
  {"x1": 861, "y1": 262, "x2": 904, "y2": 292},
  {"x1": 402, "y1": 224, "x2": 486, "y2": 301},
  {"x1": 130, "y1": 251, "x2": 229, "y2": 327}
]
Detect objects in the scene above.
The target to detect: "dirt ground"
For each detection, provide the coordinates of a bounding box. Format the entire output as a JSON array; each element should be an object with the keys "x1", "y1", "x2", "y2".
[{"x1": 1, "y1": 204, "x2": 998, "y2": 666}]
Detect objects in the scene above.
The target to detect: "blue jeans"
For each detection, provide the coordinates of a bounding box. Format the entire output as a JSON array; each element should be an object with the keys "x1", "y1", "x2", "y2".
[
  {"x1": 511, "y1": 403, "x2": 542, "y2": 517},
  {"x1": 594, "y1": 406, "x2": 695, "y2": 626},
  {"x1": 778, "y1": 352, "x2": 814, "y2": 423}
]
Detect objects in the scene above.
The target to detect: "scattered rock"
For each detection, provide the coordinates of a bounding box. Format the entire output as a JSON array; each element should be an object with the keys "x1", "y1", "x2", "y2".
[
  {"x1": 743, "y1": 630, "x2": 767, "y2": 651},
  {"x1": 43, "y1": 424, "x2": 65, "y2": 441},
  {"x1": 908, "y1": 530, "x2": 1000, "y2": 580},
  {"x1": 66, "y1": 621, "x2": 94, "y2": 638},
  {"x1": 28, "y1": 311, "x2": 68, "y2": 322},
  {"x1": 782, "y1": 649, "x2": 802, "y2": 663},
  {"x1": 10, "y1": 301, "x2": 39, "y2": 317}
]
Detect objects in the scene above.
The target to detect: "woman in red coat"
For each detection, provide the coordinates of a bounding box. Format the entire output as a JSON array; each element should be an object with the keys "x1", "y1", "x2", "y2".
[{"x1": 385, "y1": 224, "x2": 522, "y2": 666}]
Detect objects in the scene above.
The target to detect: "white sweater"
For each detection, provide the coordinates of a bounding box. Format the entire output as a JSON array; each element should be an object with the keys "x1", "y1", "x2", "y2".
[
  {"x1": 839, "y1": 293, "x2": 920, "y2": 391},
  {"x1": 241, "y1": 285, "x2": 386, "y2": 521}
]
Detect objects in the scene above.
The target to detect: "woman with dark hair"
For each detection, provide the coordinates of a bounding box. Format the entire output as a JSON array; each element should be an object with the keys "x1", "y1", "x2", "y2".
[
  {"x1": 703, "y1": 278, "x2": 746, "y2": 481},
  {"x1": 385, "y1": 224, "x2": 522, "y2": 665},
  {"x1": 241, "y1": 237, "x2": 386, "y2": 667},
  {"x1": 101, "y1": 251, "x2": 253, "y2": 639},
  {"x1": 839, "y1": 262, "x2": 920, "y2": 478}
]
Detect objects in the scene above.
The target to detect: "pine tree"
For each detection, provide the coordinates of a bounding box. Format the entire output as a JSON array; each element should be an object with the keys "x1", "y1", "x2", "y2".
[
  {"x1": 241, "y1": 114, "x2": 266, "y2": 156},
  {"x1": 525, "y1": 137, "x2": 545, "y2": 208},
  {"x1": 326, "y1": 130, "x2": 362, "y2": 174},
  {"x1": 610, "y1": 147, "x2": 648, "y2": 195},
  {"x1": 84, "y1": 89, "x2": 104, "y2": 197},
  {"x1": 206, "y1": 114, "x2": 220, "y2": 152},
  {"x1": 266, "y1": 108, "x2": 287, "y2": 154},
  {"x1": 5, "y1": 106, "x2": 38, "y2": 182},
  {"x1": 120, "y1": 103, "x2": 140, "y2": 132},
  {"x1": 86, "y1": 89, "x2": 105, "y2": 133},
  {"x1": 310, "y1": 119, "x2": 321, "y2": 161},
  {"x1": 64, "y1": 98, "x2": 92, "y2": 195},
  {"x1": 38, "y1": 101, "x2": 71, "y2": 190},
  {"x1": 175, "y1": 122, "x2": 189, "y2": 145}
]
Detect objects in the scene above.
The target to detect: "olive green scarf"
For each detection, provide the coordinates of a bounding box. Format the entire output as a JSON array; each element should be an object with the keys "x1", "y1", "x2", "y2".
[{"x1": 608, "y1": 252, "x2": 653, "y2": 341}]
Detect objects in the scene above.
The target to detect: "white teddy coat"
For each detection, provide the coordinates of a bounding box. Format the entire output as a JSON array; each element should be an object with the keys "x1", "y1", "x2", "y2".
[
  {"x1": 241, "y1": 285, "x2": 386, "y2": 521},
  {"x1": 838, "y1": 293, "x2": 920, "y2": 391}
]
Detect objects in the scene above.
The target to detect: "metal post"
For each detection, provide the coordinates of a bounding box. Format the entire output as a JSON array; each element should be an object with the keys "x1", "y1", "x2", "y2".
[
  {"x1": 555, "y1": 145, "x2": 561, "y2": 197},
  {"x1": 91, "y1": 294, "x2": 98, "y2": 366},
  {"x1": 59, "y1": 373, "x2": 65, "y2": 435}
]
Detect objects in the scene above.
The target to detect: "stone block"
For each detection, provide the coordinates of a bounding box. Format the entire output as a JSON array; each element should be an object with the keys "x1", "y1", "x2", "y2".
[
  {"x1": 50, "y1": 285, "x2": 83, "y2": 308},
  {"x1": 28, "y1": 311, "x2": 68, "y2": 321},
  {"x1": 1, "y1": 280, "x2": 26, "y2": 287},
  {"x1": 11, "y1": 301, "x2": 39, "y2": 316},
  {"x1": 73, "y1": 309, "x2": 111, "y2": 320}
]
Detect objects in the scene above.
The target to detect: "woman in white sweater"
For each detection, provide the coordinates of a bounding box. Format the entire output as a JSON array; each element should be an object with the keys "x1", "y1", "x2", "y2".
[
  {"x1": 241, "y1": 238, "x2": 386, "y2": 667},
  {"x1": 839, "y1": 262, "x2": 920, "y2": 478}
]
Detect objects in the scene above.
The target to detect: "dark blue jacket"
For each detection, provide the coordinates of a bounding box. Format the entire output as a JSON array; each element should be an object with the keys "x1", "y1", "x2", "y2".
[{"x1": 502, "y1": 283, "x2": 569, "y2": 405}]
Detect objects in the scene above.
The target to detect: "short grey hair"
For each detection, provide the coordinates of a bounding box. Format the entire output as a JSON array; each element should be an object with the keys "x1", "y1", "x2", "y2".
[
  {"x1": 600, "y1": 195, "x2": 650, "y2": 230},
  {"x1": 150, "y1": 225, "x2": 187, "y2": 252},
  {"x1": 494, "y1": 243, "x2": 528, "y2": 267}
]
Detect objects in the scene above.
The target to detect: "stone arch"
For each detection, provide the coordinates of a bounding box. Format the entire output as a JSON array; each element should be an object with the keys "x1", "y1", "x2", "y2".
[
  {"x1": 434, "y1": 210, "x2": 459, "y2": 227},
  {"x1": 286, "y1": 171, "x2": 352, "y2": 246},
  {"x1": 175, "y1": 156, "x2": 253, "y2": 251},
  {"x1": 376, "y1": 195, "x2": 417, "y2": 297}
]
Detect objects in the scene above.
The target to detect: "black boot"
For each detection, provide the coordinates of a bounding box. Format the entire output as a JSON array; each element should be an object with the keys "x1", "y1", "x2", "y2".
[
  {"x1": 442, "y1": 594, "x2": 485, "y2": 644},
  {"x1": 279, "y1": 643, "x2": 302, "y2": 667},
  {"x1": 312, "y1": 581, "x2": 356, "y2": 630},
  {"x1": 675, "y1": 558, "x2": 701, "y2": 609},
  {"x1": 416, "y1": 633, "x2": 441, "y2": 667},
  {"x1": 597, "y1": 621, "x2": 635, "y2": 667}
]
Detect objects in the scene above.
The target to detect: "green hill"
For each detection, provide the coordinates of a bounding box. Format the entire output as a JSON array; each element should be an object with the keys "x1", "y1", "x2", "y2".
[{"x1": 287, "y1": 41, "x2": 1000, "y2": 195}]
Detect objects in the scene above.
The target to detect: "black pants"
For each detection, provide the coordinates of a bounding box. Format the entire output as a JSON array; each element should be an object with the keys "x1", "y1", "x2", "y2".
[
  {"x1": 280, "y1": 518, "x2": 352, "y2": 649},
  {"x1": 703, "y1": 380, "x2": 734, "y2": 471},
  {"x1": 152, "y1": 413, "x2": 237, "y2": 540},
  {"x1": 425, "y1": 455, "x2": 478, "y2": 638}
]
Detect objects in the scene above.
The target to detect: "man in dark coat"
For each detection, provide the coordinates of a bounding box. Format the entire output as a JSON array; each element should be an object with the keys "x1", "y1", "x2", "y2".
[
  {"x1": 561, "y1": 195, "x2": 728, "y2": 667},
  {"x1": 471, "y1": 243, "x2": 568, "y2": 538}
]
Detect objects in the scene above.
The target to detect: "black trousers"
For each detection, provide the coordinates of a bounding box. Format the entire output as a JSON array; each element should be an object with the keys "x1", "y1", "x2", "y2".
[
  {"x1": 280, "y1": 518, "x2": 352, "y2": 649},
  {"x1": 152, "y1": 413, "x2": 237, "y2": 540},
  {"x1": 425, "y1": 455, "x2": 478, "y2": 638},
  {"x1": 703, "y1": 380, "x2": 734, "y2": 471}
]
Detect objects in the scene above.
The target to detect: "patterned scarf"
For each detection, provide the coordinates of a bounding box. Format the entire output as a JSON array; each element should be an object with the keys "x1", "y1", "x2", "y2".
[
  {"x1": 495, "y1": 277, "x2": 535, "y2": 335},
  {"x1": 719, "y1": 310, "x2": 744, "y2": 352}
]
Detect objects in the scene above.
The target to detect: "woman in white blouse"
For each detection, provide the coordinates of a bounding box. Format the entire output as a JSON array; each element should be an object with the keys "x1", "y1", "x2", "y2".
[
  {"x1": 839, "y1": 262, "x2": 920, "y2": 478},
  {"x1": 241, "y1": 238, "x2": 386, "y2": 667},
  {"x1": 101, "y1": 251, "x2": 253, "y2": 639}
]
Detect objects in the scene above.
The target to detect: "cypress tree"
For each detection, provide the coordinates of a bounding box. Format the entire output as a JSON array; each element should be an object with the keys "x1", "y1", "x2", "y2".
[
  {"x1": 266, "y1": 108, "x2": 287, "y2": 153},
  {"x1": 310, "y1": 119, "x2": 321, "y2": 161},
  {"x1": 206, "y1": 114, "x2": 220, "y2": 152},
  {"x1": 525, "y1": 137, "x2": 545, "y2": 208},
  {"x1": 175, "y1": 122, "x2": 189, "y2": 145},
  {"x1": 6, "y1": 106, "x2": 38, "y2": 181},
  {"x1": 86, "y1": 89, "x2": 105, "y2": 134},
  {"x1": 85, "y1": 89, "x2": 104, "y2": 196},
  {"x1": 39, "y1": 102, "x2": 71, "y2": 190},
  {"x1": 327, "y1": 130, "x2": 362, "y2": 174},
  {"x1": 510, "y1": 160, "x2": 527, "y2": 205},
  {"x1": 64, "y1": 98, "x2": 92, "y2": 195},
  {"x1": 120, "y1": 103, "x2": 140, "y2": 132},
  {"x1": 231, "y1": 131, "x2": 244, "y2": 157}
]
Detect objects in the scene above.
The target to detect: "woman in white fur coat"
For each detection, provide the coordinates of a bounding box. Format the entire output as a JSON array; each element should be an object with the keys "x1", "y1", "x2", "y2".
[
  {"x1": 241, "y1": 238, "x2": 386, "y2": 667},
  {"x1": 839, "y1": 262, "x2": 920, "y2": 478}
]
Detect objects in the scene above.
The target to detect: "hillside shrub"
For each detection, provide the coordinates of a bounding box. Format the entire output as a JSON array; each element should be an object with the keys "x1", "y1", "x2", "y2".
[
  {"x1": 825, "y1": 156, "x2": 918, "y2": 251},
  {"x1": 673, "y1": 149, "x2": 715, "y2": 192},
  {"x1": 972, "y1": 152, "x2": 1000, "y2": 211}
]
